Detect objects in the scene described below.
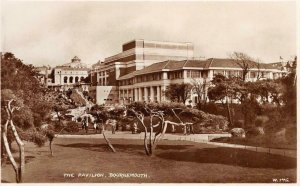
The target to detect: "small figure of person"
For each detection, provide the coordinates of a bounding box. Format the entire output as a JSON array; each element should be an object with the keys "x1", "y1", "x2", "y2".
[{"x1": 132, "y1": 122, "x2": 138, "y2": 134}]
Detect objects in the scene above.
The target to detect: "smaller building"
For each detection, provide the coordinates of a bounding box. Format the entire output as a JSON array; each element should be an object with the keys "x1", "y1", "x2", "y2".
[
  {"x1": 53, "y1": 56, "x2": 89, "y2": 87},
  {"x1": 35, "y1": 56, "x2": 90, "y2": 91}
]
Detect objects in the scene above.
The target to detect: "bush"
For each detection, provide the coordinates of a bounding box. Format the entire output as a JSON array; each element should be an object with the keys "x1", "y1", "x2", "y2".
[
  {"x1": 233, "y1": 120, "x2": 244, "y2": 128},
  {"x1": 255, "y1": 115, "x2": 269, "y2": 127},
  {"x1": 64, "y1": 121, "x2": 79, "y2": 133},
  {"x1": 70, "y1": 90, "x2": 86, "y2": 106},
  {"x1": 30, "y1": 132, "x2": 47, "y2": 147}
]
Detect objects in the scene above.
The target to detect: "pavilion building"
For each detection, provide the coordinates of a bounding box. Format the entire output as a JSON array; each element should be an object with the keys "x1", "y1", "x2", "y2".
[{"x1": 90, "y1": 39, "x2": 287, "y2": 105}]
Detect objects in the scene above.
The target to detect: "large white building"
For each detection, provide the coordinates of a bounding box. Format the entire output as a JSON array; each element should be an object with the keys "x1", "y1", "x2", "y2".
[
  {"x1": 117, "y1": 58, "x2": 287, "y2": 105},
  {"x1": 90, "y1": 39, "x2": 288, "y2": 105},
  {"x1": 90, "y1": 39, "x2": 195, "y2": 104}
]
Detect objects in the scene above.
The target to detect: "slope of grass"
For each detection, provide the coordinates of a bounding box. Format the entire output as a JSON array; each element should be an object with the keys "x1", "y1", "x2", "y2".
[{"x1": 1, "y1": 138, "x2": 296, "y2": 183}]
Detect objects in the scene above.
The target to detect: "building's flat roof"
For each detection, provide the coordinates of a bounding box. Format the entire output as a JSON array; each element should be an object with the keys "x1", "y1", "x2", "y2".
[{"x1": 122, "y1": 39, "x2": 193, "y2": 46}]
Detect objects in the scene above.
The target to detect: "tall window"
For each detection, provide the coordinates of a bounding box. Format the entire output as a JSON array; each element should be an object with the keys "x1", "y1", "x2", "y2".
[
  {"x1": 64, "y1": 76, "x2": 68, "y2": 83},
  {"x1": 191, "y1": 70, "x2": 201, "y2": 78}
]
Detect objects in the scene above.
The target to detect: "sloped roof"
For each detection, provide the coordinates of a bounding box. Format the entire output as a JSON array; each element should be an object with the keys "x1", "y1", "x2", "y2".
[{"x1": 117, "y1": 58, "x2": 284, "y2": 80}]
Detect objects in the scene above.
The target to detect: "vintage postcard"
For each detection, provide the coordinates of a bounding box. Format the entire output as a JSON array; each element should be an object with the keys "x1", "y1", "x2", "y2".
[{"x1": 0, "y1": 0, "x2": 298, "y2": 185}]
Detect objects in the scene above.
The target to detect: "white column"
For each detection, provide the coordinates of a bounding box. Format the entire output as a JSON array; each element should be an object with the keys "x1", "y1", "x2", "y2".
[
  {"x1": 161, "y1": 85, "x2": 166, "y2": 101},
  {"x1": 144, "y1": 87, "x2": 148, "y2": 102},
  {"x1": 134, "y1": 88, "x2": 138, "y2": 102},
  {"x1": 150, "y1": 86, "x2": 155, "y2": 102},
  {"x1": 163, "y1": 72, "x2": 168, "y2": 79},
  {"x1": 104, "y1": 71, "x2": 107, "y2": 86},
  {"x1": 138, "y1": 87, "x2": 142, "y2": 101},
  {"x1": 157, "y1": 86, "x2": 161, "y2": 102},
  {"x1": 183, "y1": 70, "x2": 187, "y2": 78},
  {"x1": 119, "y1": 89, "x2": 122, "y2": 102}
]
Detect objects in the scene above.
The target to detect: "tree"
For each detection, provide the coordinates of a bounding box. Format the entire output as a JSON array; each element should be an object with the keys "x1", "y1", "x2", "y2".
[
  {"x1": 254, "y1": 58, "x2": 263, "y2": 80},
  {"x1": 2, "y1": 99, "x2": 25, "y2": 183},
  {"x1": 1, "y1": 53, "x2": 53, "y2": 182},
  {"x1": 208, "y1": 74, "x2": 238, "y2": 126},
  {"x1": 128, "y1": 105, "x2": 196, "y2": 156},
  {"x1": 164, "y1": 83, "x2": 192, "y2": 103},
  {"x1": 230, "y1": 52, "x2": 255, "y2": 81},
  {"x1": 191, "y1": 78, "x2": 209, "y2": 105}
]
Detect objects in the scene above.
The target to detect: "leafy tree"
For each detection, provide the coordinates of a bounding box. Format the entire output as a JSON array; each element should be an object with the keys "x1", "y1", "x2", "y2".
[
  {"x1": 164, "y1": 83, "x2": 192, "y2": 103},
  {"x1": 208, "y1": 74, "x2": 239, "y2": 126},
  {"x1": 1, "y1": 53, "x2": 54, "y2": 182}
]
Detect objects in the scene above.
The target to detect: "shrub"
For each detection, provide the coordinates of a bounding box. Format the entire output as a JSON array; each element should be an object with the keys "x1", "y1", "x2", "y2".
[
  {"x1": 255, "y1": 115, "x2": 269, "y2": 127},
  {"x1": 54, "y1": 121, "x2": 64, "y2": 132},
  {"x1": 233, "y1": 120, "x2": 244, "y2": 128},
  {"x1": 30, "y1": 132, "x2": 47, "y2": 147},
  {"x1": 70, "y1": 90, "x2": 86, "y2": 106},
  {"x1": 64, "y1": 121, "x2": 79, "y2": 133}
]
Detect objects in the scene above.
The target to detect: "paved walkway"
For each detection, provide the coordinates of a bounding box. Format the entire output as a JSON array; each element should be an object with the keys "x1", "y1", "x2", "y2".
[{"x1": 57, "y1": 132, "x2": 296, "y2": 158}]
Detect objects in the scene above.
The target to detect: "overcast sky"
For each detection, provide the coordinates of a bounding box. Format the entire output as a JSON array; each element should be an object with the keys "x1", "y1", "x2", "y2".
[{"x1": 1, "y1": 1, "x2": 297, "y2": 67}]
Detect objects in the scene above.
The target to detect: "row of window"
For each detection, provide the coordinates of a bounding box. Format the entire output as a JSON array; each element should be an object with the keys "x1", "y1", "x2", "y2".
[
  {"x1": 212, "y1": 70, "x2": 284, "y2": 79},
  {"x1": 57, "y1": 71, "x2": 87, "y2": 74},
  {"x1": 63, "y1": 76, "x2": 85, "y2": 83},
  {"x1": 186, "y1": 70, "x2": 209, "y2": 78},
  {"x1": 118, "y1": 70, "x2": 285, "y2": 86}
]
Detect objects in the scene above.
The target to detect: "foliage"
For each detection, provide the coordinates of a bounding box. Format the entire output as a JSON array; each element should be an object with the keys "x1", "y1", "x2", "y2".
[
  {"x1": 1, "y1": 53, "x2": 55, "y2": 148},
  {"x1": 69, "y1": 90, "x2": 86, "y2": 106},
  {"x1": 164, "y1": 83, "x2": 192, "y2": 103},
  {"x1": 128, "y1": 102, "x2": 228, "y2": 134},
  {"x1": 30, "y1": 132, "x2": 47, "y2": 147},
  {"x1": 64, "y1": 121, "x2": 79, "y2": 133},
  {"x1": 230, "y1": 51, "x2": 255, "y2": 81}
]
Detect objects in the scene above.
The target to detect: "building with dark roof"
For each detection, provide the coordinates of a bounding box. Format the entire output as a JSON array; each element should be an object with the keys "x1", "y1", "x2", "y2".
[
  {"x1": 90, "y1": 39, "x2": 194, "y2": 104},
  {"x1": 117, "y1": 58, "x2": 287, "y2": 105},
  {"x1": 90, "y1": 40, "x2": 287, "y2": 105}
]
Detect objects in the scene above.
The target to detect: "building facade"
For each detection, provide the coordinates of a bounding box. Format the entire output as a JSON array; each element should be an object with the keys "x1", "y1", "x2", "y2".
[
  {"x1": 35, "y1": 56, "x2": 90, "y2": 91},
  {"x1": 90, "y1": 39, "x2": 194, "y2": 104},
  {"x1": 90, "y1": 39, "x2": 288, "y2": 105},
  {"x1": 117, "y1": 58, "x2": 287, "y2": 105}
]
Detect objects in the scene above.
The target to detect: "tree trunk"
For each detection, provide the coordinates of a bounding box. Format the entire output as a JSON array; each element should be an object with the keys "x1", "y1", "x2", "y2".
[
  {"x1": 49, "y1": 140, "x2": 53, "y2": 156},
  {"x1": 2, "y1": 121, "x2": 20, "y2": 183},
  {"x1": 10, "y1": 121, "x2": 25, "y2": 183},
  {"x1": 226, "y1": 97, "x2": 233, "y2": 127},
  {"x1": 102, "y1": 126, "x2": 116, "y2": 153}
]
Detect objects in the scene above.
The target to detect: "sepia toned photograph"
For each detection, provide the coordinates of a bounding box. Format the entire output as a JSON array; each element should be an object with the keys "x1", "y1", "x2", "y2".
[{"x1": 0, "y1": 0, "x2": 297, "y2": 184}]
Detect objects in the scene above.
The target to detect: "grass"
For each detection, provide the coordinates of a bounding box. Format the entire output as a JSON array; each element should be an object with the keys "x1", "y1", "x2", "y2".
[
  {"x1": 1, "y1": 138, "x2": 296, "y2": 183},
  {"x1": 211, "y1": 136, "x2": 297, "y2": 150}
]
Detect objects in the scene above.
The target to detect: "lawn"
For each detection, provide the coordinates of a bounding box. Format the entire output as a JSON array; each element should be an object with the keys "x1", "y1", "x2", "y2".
[
  {"x1": 211, "y1": 136, "x2": 297, "y2": 150},
  {"x1": 1, "y1": 138, "x2": 296, "y2": 183}
]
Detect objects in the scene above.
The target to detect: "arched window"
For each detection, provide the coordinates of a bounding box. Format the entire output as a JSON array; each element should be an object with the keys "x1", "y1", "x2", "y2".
[
  {"x1": 64, "y1": 76, "x2": 68, "y2": 83},
  {"x1": 80, "y1": 77, "x2": 85, "y2": 82},
  {"x1": 75, "y1": 76, "x2": 79, "y2": 83},
  {"x1": 69, "y1": 76, "x2": 73, "y2": 83}
]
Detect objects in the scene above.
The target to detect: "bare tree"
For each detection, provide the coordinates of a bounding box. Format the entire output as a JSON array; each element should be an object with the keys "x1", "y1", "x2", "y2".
[
  {"x1": 2, "y1": 99, "x2": 25, "y2": 183},
  {"x1": 230, "y1": 52, "x2": 254, "y2": 82},
  {"x1": 191, "y1": 78, "x2": 209, "y2": 104},
  {"x1": 130, "y1": 107, "x2": 194, "y2": 156},
  {"x1": 254, "y1": 58, "x2": 263, "y2": 81}
]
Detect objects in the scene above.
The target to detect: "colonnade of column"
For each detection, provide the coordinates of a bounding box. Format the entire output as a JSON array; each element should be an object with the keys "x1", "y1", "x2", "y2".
[{"x1": 119, "y1": 85, "x2": 167, "y2": 104}]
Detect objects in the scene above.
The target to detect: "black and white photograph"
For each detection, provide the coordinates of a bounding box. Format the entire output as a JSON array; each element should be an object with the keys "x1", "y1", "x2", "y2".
[{"x1": 0, "y1": 0, "x2": 298, "y2": 184}]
